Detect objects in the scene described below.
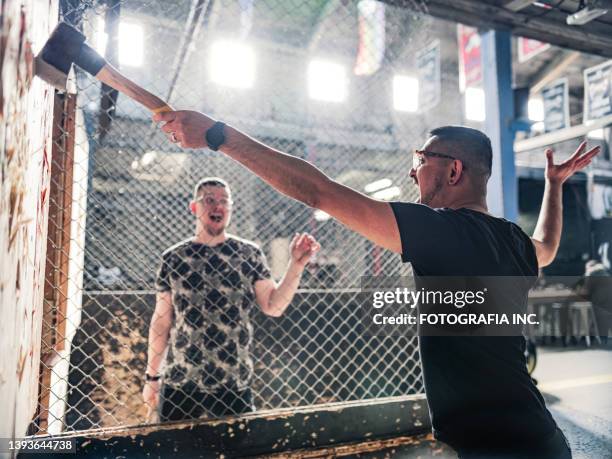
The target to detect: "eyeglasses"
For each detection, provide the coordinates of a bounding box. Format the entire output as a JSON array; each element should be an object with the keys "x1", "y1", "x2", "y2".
[
  {"x1": 413, "y1": 149, "x2": 460, "y2": 170},
  {"x1": 196, "y1": 196, "x2": 233, "y2": 208}
]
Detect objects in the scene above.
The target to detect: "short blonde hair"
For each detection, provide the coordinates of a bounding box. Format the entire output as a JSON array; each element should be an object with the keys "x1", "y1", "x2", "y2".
[{"x1": 193, "y1": 177, "x2": 230, "y2": 200}]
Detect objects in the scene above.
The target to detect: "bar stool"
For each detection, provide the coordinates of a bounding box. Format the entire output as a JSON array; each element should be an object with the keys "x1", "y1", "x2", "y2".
[
  {"x1": 570, "y1": 302, "x2": 601, "y2": 347},
  {"x1": 537, "y1": 303, "x2": 570, "y2": 344}
]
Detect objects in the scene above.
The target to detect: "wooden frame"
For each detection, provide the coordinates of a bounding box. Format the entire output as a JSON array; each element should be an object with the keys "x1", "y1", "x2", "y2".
[
  {"x1": 26, "y1": 395, "x2": 433, "y2": 457},
  {"x1": 34, "y1": 91, "x2": 78, "y2": 434}
]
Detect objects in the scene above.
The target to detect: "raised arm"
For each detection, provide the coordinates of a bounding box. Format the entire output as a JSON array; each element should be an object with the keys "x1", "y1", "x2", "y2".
[
  {"x1": 531, "y1": 141, "x2": 600, "y2": 267},
  {"x1": 154, "y1": 111, "x2": 402, "y2": 253},
  {"x1": 255, "y1": 233, "x2": 320, "y2": 317}
]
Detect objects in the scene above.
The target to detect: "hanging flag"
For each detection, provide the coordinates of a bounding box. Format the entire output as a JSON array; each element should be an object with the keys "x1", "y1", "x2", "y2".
[
  {"x1": 457, "y1": 24, "x2": 482, "y2": 92},
  {"x1": 239, "y1": 0, "x2": 255, "y2": 39},
  {"x1": 354, "y1": 0, "x2": 385, "y2": 76},
  {"x1": 518, "y1": 37, "x2": 549, "y2": 63}
]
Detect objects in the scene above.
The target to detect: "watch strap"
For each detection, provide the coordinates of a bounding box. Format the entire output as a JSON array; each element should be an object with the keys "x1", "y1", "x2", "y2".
[
  {"x1": 145, "y1": 373, "x2": 161, "y2": 381},
  {"x1": 205, "y1": 121, "x2": 226, "y2": 151}
]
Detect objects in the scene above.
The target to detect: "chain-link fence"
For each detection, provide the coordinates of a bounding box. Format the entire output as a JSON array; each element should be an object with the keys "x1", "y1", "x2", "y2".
[{"x1": 33, "y1": 0, "x2": 467, "y2": 435}]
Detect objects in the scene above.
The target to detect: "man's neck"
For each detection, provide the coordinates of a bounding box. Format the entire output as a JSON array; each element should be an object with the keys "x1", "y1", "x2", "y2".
[
  {"x1": 193, "y1": 227, "x2": 227, "y2": 246},
  {"x1": 442, "y1": 195, "x2": 489, "y2": 214},
  {"x1": 452, "y1": 202, "x2": 489, "y2": 214}
]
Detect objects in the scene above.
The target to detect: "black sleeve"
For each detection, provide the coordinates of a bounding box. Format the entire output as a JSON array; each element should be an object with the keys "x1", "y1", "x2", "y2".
[
  {"x1": 389, "y1": 202, "x2": 456, "y2": 268},
  {"x1": 155, "y1": 252, "x2": 173, "y2": 292}
]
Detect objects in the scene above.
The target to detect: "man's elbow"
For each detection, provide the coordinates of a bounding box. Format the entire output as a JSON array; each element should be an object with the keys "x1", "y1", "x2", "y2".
[
  {"x1": 532, "y1": 239, "x2": 557, "y2": 269},
  {"x1": 263, "y1": 303, "x2": 284, "y2": 318},
  {"x1": 537, "y1": 248, "x2": 557, "y2": 268}
]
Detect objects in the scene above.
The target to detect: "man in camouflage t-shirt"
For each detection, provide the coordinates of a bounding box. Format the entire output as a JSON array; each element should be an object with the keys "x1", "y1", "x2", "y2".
[{"x1": 143, "y1": 177, "x2": 320, "y2": 421}]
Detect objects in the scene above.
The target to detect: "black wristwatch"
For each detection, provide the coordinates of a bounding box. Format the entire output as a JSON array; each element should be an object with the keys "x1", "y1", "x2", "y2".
[
  {"x1": 145, "y1": 373, "x2": 161, "y2": 382},
  {"x1": 205, "y1": 121, "x2": 226, "y2": 151}
]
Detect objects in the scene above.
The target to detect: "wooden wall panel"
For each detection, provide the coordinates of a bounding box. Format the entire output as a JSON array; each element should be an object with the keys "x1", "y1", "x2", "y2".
[{"x1": 0, "y1": 0, "x2": 59, "y2": 441}]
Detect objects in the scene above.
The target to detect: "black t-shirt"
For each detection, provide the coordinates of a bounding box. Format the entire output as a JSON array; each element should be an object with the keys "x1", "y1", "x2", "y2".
[{"x1": 390, "y1": 202, "x2": 557, "y2": 450}]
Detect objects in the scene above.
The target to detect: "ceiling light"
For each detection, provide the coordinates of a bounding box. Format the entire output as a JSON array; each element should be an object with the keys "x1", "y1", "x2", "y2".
[
  {"x1": 95, "y1": 18, "x2": 107, "y2": 55},
  {"x1": 119, "y1": 22, "x2": 144, "y2": 66},
  {"x1": 567, "y1": 1, "x2": 610, "y2": 25},
  {"x1": 210, "y1": 40, "x2": 256, "y2": 89},
  {"x1": 393, "y1": 75, "x2": 419, "y2": 112},
  {"x1": 308, "y1": 60, "x2": 347, "y2": 102},
  {"x1": 528, "y1": 97, "x2": 544, "y2": 122},
  {"x1": 95, "y1": 19, "x2": 144, "y2": 66},
  {"x1": 465, "y1": 87, "x2": 486, "y2": 122}
]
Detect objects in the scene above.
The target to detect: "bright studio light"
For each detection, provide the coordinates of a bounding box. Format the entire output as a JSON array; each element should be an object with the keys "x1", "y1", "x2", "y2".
[
  {"x1": 119, "y1": 23, "x2": 144, "y2": 66},
  {"x1": 528, "y1": 97, "x2": 544, "y2": 121},
  {"x1": 95, "y1": 19, "x2": 144, "y2": 66},
  {"x1": 393, "y1": 75, "x2": 419, "y2": 112},
  {"x1": 95, "y1": 18, "x2": 107, "y2": 55},
  {"x1": 209, "y1": 40, "x2": 256, "y2": 89},
  {"x1": 465, "y1": 87, "x2": 486, "y2": 122},
  {"x1": 308, "y1": 60, "x2": 347, "y2": 102}
]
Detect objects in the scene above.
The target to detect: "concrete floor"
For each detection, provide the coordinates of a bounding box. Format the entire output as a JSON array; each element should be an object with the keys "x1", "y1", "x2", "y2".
[{"x1": 534, "y1": 344, "x2": 612, "y2": 459}]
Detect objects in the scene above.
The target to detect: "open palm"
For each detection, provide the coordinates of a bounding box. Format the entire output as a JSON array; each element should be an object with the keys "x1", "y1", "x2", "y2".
[{"x1": 545, "y1": 141, "x2": 600, "y2": 185}]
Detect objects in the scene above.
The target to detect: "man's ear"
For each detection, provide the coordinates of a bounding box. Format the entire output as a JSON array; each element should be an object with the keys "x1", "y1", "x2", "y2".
[
  {"x1": 189, "y1": 201, "x2": 196, "y2": 214},
  {"x1": 448, "y1": 160, "x2": 464, "y2": 185}
]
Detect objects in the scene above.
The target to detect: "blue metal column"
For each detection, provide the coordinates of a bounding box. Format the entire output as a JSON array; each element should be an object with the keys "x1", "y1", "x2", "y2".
[{"x1": 481, "y1": 29, "x2": 518, "y2": 222}]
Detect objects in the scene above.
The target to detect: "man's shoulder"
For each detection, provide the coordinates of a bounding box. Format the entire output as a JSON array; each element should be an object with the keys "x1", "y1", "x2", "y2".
[
  {"x1": 392, "y1": 201, "x2": 452, "y2": 215},
  {"x1": 225, "y1": 234, "x2": 262, "y2": 254},
  {"x1": 391, "y1": 201, "x2": 462, "y2": 225},
  {"x1": 161, "y1": 238, "x2": 194, "y2": 258}
]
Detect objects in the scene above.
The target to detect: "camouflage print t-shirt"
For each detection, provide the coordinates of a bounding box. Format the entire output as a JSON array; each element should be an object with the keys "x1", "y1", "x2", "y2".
[{"x1": 155, "y1": 235, "x2": 271, "y2": 392}]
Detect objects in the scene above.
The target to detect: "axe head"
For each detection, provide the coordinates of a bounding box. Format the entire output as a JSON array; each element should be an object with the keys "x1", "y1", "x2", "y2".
[{"x1": 35, "y1": 22, "x2": 106, "y2": 90}]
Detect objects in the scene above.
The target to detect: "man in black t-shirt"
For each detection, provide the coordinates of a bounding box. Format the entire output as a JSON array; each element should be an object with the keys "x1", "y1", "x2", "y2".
[{"x1": 154, "y1": 112, "x2": 599, "y2": 457}]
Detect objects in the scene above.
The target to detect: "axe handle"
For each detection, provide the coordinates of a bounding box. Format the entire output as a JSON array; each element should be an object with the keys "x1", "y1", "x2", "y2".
[{"x1": 96, "y1": 64, "x2": 173, "y2": 114}]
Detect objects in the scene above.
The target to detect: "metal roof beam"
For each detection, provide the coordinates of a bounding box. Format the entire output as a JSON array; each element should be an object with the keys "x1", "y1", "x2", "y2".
[{"x1": 381, "y1": 0, "x2": 612, "y2": 57}]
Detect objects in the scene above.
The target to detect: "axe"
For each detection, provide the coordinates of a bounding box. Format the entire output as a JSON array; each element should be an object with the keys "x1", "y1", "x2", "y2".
[{"x1": 35, "y1": 22, "x2": 173, "y2": 114}]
